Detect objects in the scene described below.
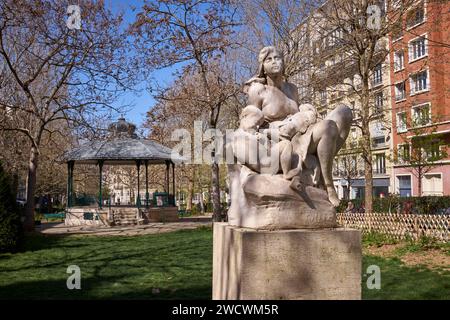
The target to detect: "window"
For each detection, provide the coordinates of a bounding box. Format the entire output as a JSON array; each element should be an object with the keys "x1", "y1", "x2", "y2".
[
  {"x1": 397, "y1": 175, "x2": 412, "y2": 197},
  {"x1": 373, "y1": 64, "x2": 382, "y2": 86},
  {"x1": 410, "y1": 70, "x2": 428, "y2": 95},
  {"x1": 372, "y1": 136, "x2": 386, "y2": 149},
  {"x1": 352, "y1": 156, "x2": 358, "y2": 173},
  {"x1": 319, "y1": 90, "x2": 327, "y2": 105},
  {"x1": 374, "y1": 91, "x2": 383, "y2": 112},
  {"x1": 409, "y1": 36, "x2": 427, "y2": 61},
  {"x1": 350, "y1": 128, "x2": 357, "y2": 147},
  {"x1": 398, "y1": 144, "x2": 410, "y2": 163},
  {"x1": 412, "y1": 103, "x2": 431, "y2": 126},
  {"x1": 392, "y1": 0, "x2": 402, "y2": 10},
  {"x1": 422, "y1": 174, "x2": 443, "y2": 196},
  {"x1": 333, "y1": 159, "x2": 339, "y2": 177},
  {"x1": 327, "y1": 28, "x2": 344, "y2": 48},
  {"x1": 395, "y1": 82, "x2": 406, "y2": 101},
  {"x1": 396, "y1": 112, "x2": 407, "y2": 132},
  {"x1": 426, "y1": 139, "x2": 444, "y2": 160},
  {"x1": 407, "y1": 2, "x2": 425, "y2": 29},
  {"x1": 394, "y1": 51, "x2": 404, "y2": 71},
  {"x1": 374, "y1": 153, "x2": 386, "y2": 174}
]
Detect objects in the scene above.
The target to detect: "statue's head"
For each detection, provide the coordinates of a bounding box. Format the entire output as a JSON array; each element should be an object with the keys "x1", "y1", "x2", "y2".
[
  {"x1": 257, "y1": 46, "x2": 284, "y2": 78},
  {"x1": 243, "y1": 46, "x2": 285, "y2": 91}
]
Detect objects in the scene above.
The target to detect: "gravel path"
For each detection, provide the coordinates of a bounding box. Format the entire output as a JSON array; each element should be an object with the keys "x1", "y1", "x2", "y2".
[{"x1": 37, "y1": 217, "x2": 212, "y2": 236}]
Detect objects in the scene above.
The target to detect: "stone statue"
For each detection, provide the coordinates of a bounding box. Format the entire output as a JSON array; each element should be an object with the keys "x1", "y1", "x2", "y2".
[{"x1": 226, "y1": 46, "x2": 353, "y2": 229}]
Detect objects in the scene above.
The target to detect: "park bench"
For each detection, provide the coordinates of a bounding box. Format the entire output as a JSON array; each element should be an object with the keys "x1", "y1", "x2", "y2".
[{"x1": 42, "y1": 212, "x2": 66, "y2": 222}]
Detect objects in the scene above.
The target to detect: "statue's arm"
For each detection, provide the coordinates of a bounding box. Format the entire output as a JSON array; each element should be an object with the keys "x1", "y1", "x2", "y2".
[{"x1": 247, "y1": 82, "x2": 265, "y2": 109}]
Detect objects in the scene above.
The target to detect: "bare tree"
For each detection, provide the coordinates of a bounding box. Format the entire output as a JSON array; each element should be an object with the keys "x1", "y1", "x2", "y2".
[
  {"x1": 334, "y1": 154, "x2": 362, "y2": 200},
  {"x1": 0, "y1": 0, "x2": 136, "y2": 231},
  {"x1": 131, "y1": 0, "x2": 240, "y2": 221},
  {"x1": 143, "y1": 61, "x2": 241, "y2": 215},
  {"x1": 238, "y1": 0, "x2": 315, "y2": 79}
]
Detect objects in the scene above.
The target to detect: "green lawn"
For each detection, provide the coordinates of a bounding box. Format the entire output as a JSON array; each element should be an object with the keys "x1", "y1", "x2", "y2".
[{"x1": 0, "y1": 227, "x2": 448, "y2": 300}]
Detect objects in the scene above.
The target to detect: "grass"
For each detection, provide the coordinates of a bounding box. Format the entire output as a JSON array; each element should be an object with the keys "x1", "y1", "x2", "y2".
[
  {"x1": 0, "y1": 228, "x2": 213, "y2": 300},
  {"x1": 0, "y1": 227, "x2": 448, "y2": 300},
  {"x1": 362, "y1": 255, "x2": 449, "y2": 300}
]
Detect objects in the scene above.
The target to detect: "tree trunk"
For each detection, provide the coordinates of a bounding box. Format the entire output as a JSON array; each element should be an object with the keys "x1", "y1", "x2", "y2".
[
  {"x1": 364, "y1": 148, "x2": 373, "y2": 213},
  {"x1": 417, "y1": 167, "x2": 422, "y2": 196},
  {"x1": 186, "y1": 167, "x2": 195, "y2": 211},
  {"x1": 211, "y1": 162, "x2": 221, "y2": 221},
  {"x1": 362, "y1": 119, "x2": 373, "y2": 213},
  {"x1": 24, "y1": 146, "x2": 39, "y2": 232},
  {"x1": 361, "y1": 77, "x2": 373, "y2": 214}
]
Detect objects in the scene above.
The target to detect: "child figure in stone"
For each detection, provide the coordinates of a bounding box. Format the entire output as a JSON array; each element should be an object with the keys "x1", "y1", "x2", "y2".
[{"x1": 236, "y1": 104, "x2": 317, "y2": 190}]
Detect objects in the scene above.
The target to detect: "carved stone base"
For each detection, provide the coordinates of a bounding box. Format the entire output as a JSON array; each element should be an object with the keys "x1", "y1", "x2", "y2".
[
  {"x1": 227, "y1": 164, "x2": 336, "y2": 229},
  {"x1": 212, "y1": 223, "x2": 362, "y2": 300}
]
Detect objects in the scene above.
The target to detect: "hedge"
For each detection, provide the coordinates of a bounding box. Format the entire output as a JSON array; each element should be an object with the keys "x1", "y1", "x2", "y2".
[
  {"x1": 337, "y1": 196, "x2": 450, "y2": 214},
  {"x1": 0, "y1": 161, "x2": 23, "y2": 252}
]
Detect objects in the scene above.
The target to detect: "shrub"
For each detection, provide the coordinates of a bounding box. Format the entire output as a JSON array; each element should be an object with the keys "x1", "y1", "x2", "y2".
[
  {"x1": 337, "y1": 196, "x2": 450, "y2": 214},
  {"x1": 0, "y1": 161, "x2": 23, "y2": 253},
  {"x1": 363, "y1": 231, "x2": 398, "y2": 247}
]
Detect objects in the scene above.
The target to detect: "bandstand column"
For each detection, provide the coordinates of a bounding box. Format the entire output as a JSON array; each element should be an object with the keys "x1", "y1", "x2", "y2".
[
  {"x1": 136, "y1": 160, "x2": 141, "y2": 208},
  {"x1": 172, "y1": 162, "x2": 175, "y2": 206},
  {"x1": 98, "y1": 160, "x2": 104, "y2": 209},
  {"x1": 165, "y1": 161, "x2": 170, "y2": 194},
  {"x1": 145, "y1": 160, "x2": 149, "y2": 208},
  {"x1": 67, "y1": 161, "x2": 74, "y2": 208}
]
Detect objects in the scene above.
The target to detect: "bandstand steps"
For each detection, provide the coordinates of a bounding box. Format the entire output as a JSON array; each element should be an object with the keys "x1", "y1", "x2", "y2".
[{"x1": 111, "y1": 208, "x2": 141, "y2": 226}]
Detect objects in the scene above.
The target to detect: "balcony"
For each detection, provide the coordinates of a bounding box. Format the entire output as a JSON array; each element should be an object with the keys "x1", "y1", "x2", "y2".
[
  {"x1": 395, "y1": 93, "x2": 406, "y2": 101},
  {"x1": 372, "y1": 78, "x2": 383, "y2": 87},
  {"x1": 373, "y1": 168, "x2": 387, "y2": 175}
]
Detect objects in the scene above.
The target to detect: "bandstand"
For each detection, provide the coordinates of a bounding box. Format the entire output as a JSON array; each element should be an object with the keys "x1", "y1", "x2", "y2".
[{"x1": 63, "y1": 117, "x2": 182, "y2": 226}]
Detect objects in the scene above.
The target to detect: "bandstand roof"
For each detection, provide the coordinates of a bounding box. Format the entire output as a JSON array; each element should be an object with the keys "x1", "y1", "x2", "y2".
[{"x1": 63, "y1": 118, "x2": 184, "y2": 165}]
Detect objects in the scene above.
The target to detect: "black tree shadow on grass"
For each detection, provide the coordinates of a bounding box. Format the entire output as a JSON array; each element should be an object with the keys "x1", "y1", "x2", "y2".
[
  {"x1": 0, "y1": 276, "x2": 212, "y2": 300},
  {"x1": 0, "y1": 228, "x2": 213, "y2": 299}
]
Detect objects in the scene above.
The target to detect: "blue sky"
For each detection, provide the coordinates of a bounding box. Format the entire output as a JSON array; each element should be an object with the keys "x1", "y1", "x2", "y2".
[{"x1": 108, "y1": 0, "x2": 179, "y2": 130}]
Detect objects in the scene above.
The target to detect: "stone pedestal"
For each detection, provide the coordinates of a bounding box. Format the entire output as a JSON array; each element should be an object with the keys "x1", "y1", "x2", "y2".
[{"x1": 212, "y1": 223, "x2": 361, "y2": 300}]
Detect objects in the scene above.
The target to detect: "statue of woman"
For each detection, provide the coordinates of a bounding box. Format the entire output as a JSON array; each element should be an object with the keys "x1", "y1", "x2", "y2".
[{"x1": 234, "y1": 46, "x2": 353, "y2": 206}]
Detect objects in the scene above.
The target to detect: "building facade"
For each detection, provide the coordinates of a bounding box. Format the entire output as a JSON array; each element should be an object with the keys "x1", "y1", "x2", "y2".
[
  {"x1": 389, "y1": 0, "x2": 450, "y2": 196},
  {"x1": 291, "y1": 0, "x2": 450, "y2": 200}
]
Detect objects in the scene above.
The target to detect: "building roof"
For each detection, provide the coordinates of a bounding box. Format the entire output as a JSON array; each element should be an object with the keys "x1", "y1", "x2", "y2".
[{"x1": 62, "y1": 118, "x2": 183, "y2": 165}]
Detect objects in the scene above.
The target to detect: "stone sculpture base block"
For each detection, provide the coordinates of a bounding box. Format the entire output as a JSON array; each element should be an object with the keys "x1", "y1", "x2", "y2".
[
  {"x1": 212, "y1": 223, "x2": 361, "y2": 300},
  {"x1": 227, "y1": 164, "x2": 337, "y2": 229}
]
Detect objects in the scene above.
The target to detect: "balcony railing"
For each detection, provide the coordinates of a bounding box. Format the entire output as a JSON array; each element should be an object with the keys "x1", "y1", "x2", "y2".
[
  {"x1": 373, "y1": 168, "x2": 386, "y2": 175},
  {"x1": 395, "y1": 93, "x2": 406, "y2": 101},
  {"x1": 372, "y1": 78, "x2": 383, "y2": 87}
]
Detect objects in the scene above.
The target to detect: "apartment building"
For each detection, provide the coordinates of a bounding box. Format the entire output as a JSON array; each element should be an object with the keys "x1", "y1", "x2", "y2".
[
  {"x1": 389, "y1": 0, "x2": 450, "y2": 196},
  {"x1": 291, "y1": 1, "x2": 394, "y2": 200}
]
